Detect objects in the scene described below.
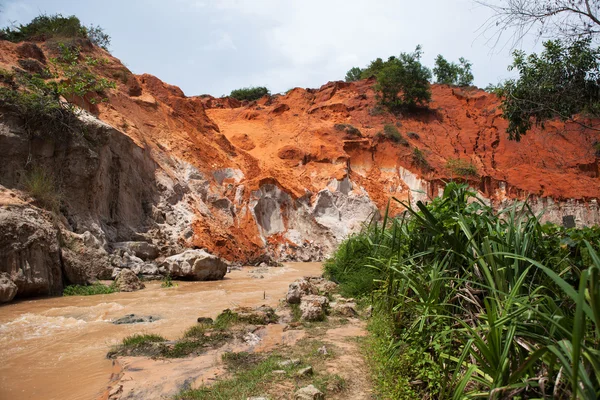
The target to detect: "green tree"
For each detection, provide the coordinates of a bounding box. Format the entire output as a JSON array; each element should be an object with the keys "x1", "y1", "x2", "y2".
[
  {"x1": 229, "y1": 86, "x2": 270, "y2": 101},
  {"x1": 361, "y1": 57, "x2": 386, "y2": 79},
  {"x1": 375, "y1": 46, "x2": 432, "y2": 110},
  {"x1": 433, "y1": 55, "x2": 474, "y2": 86},
  {"x1": 497, "y1": 38, "x2": 600, "y2": 141},
  {"x1": 345, "y1": 66, "x2": 362, "y2": 82}
]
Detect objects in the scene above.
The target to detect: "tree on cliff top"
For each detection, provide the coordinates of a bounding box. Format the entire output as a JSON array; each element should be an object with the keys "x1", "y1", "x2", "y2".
[
  {"x1": 0, "y1": 13, "x2": 111, "y2": 50},
  {"x1": 229, "y1": 86, "x2": 270, "y2": 101},
  {"x1": 433, "y1": 55, "x2": 474, "y2": 86}
]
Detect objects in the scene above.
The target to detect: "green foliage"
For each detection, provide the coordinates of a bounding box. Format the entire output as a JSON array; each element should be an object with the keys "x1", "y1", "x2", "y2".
[
  {"x1": 229, "y1": 86, "x2": 270, "y2": 101},
  {"x1": 121, "y1": 333, "x2": 165, "y2": 347},
  {"x1": 378, "y1": 124, "x2": 408, "y2": 146},
  {"x1": 445, "y1": 157, "x2": 478, "y2": 177},
  {"x1": 1, "y1": 14, "x2": 111, "y2": 50},
  {"x1": 333, "y1": 123, "x2": 362, "y2": 137},
  {"x1": 290, "y1": 303, "x2": 302, "y2": 322},
  {"x1": 411, "y1": 147, "x2": 430, "y2": 171},
  {"x1": 161, "y1": 273, "x2": 177, "y2": 288},
  {"x1": 330, "y1": 182, "x2": 600, "y2": 398},
  {"x1": 0, "y1": 42, "x2": 115, "y2": 140},
  {"x1": 344, "y1": 66, "x2": 362, "y2": 82},
  {"x1": 497, "y1": 39, "x2": 600, "y2": 140},
  {"x1": 374, "y1": 46, "x2": 432, "y2": 110},
  {"x1": 22, "y1": 166, "x2": 62, "y2": 211},
  {"x1": 63, "y1": 283, "x2": 116, "y2": 296},
  {"x1": 361, "y1": 57, "x2": 386, "y2": 79},
  {"x1": 433, "y1": 55, "x2": 474, "y2": 86}
]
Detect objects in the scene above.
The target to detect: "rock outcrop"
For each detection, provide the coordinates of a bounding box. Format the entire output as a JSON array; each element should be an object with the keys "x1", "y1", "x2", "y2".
[
  {"x1": 114, "y1": 269, "x2": 145, "y2": 292},
  {"x1": 0, "y1": 272, "x2": 17, "y2": 303},
  {"x1": 161, "y1": 249, "x2": 228, "y2": 280}
]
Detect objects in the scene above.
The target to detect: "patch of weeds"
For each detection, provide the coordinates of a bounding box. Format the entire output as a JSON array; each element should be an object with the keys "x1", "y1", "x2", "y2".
[
  {"x1": 22, "y1": 166, "x2": 62, "y2": 211},
  {"x1": 312, "y1": 373, "x2": 347, "y2": 394},
  {"x1": 161, "y1": 273, "x2": 177, "y2": 288},
  {"x1": 0, "y1": 67, "x2": 15, "y2": 84},
  {"x1": 407, "y1": 131, "x2": 420, "y2": 140},
  {"x1": 290, "y1": 303, "x2": 302, "y2": 322},
  {"x1": 183, "y1": 324, "x2": 209, "y2": 339},
  {"x1": 176, "y1": 355, "x2": 284, "y2": 399},
  {"x1": 333, "y1": 123, "x2": 362, "y2": 137},
  {"x1": 163, "y1": 331, "x2": 232, "y2": 358},
  {"x1": 368, "y1": 105, "x2": 386, "y2": 116},
  {"x1": 221, "y1": 351, "x2": 263, "y2": 371},
  {"x1": 412, "y1": 148, "x2": 431, "y2": 171},
  {"x1": 378, "y1": 124, "x2": 409, "y2": 146},
  {"x1": 213, "y1": 309, "x2": 240, "y2": 330},
  {"x1": 594, "y1": 141, "x2": 600, "y2": 157},
  {"x1": 122, "y1": 333, "x2": 165, "y2": 347},
  {"x1": 446, "y1": 157, "x2": 478, "y2": 177},
  {"x1": 63, "y1": 283, "x2": 116, "y2": 296}
]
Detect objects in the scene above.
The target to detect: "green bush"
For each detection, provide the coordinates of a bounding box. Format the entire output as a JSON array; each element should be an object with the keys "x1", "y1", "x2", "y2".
[
  {"x1": 1, "y1": 14, "x2": 111, "y2": 50},
  {"x1": 375, "y1": 46, "x2": 432, "y2": 110},
  {"x1": 344, "y1": 66, "x2": 362, "y2": 82},
  {"x1": 22, "y1": 167, "x2": 62, "y2": 211},
  {"x1": 333, "y1": 123, "x2": 362, "y2": 137},
  {"x1": 329, "y1": 182, "x2": 600, "y2": 398},
  {"x1": 378, "y1": 124, "x2": 408, "y2": 146},
  {"x1": 411, "y1": 148, "x2": 430, "y2": 171},
  {"x1": 433, "y1": 55, "x2": 474, "y2": 86},
  {"x1": 63, "y1": 283, "x2": 116, "y2": 296},
  {"x1": 229, "y1": 86, "x2": 270, "y2": 101},
  {"x1": 121, "y1": 333, "x2": 165, "y2": 347},
  {"x1": 445, "y1": 157, "x2": 478, "y2": 177}
]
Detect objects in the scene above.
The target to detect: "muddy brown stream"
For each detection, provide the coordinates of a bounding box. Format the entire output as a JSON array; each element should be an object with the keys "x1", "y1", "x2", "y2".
[{"x1": 0, "y1": 262, "x2": 322, "y2": 400}]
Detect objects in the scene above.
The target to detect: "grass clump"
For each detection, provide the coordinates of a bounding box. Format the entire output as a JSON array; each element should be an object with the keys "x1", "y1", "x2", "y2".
[
  {"x1": 161, "y1": 273, "x2": 177, "y2": 288},
  {"x1": 333, "y1": 123, "x2": 362, "y2": 137},
  {"x1": 445, "y1": 157, "x2": 478, "y2": 177},
  {"x1": 327, "y1": 182, "x2": 600, "y2": 398},
  {"x1": 377, "y1": 124, "x2": 409, "y2": 146},
  {"x1": 22, "y1": 166, "x2": 62, "y2": 211},
  {"x1": 411, "y1": 147, "x2": 431, "y2": 171},
  {"x1": 229, "y1": 86, "x2": 270, "y2": 102},
  {"x1": 122, "y1": 333, "x2": 165, "y2": 347},
  {"x1": 63, "y1": 283, "x2": 116, "y2": 296}
]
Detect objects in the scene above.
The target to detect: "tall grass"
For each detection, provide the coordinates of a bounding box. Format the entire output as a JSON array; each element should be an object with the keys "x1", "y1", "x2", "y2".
[{"x1": 326, "y1": 182, "x2": 600, "y2": 399}]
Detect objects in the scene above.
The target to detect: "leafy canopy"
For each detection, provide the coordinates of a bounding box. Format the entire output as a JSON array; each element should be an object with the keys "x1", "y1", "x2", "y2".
[
  {"x1": 344, "y1": 66, "x2": 362, "y2": 82},
  {"x1": 375, "y1": 46, "x2": 432, "y2": 110},
  {"x1": 229, "y1": 86, "x2": 270, "y2": 101},
  {"x1": 432, "y1": 55, "x2": 474, "y2": 86},
  {"x1": 497, "y1": 38, "x2": 600, "y2": 140}
]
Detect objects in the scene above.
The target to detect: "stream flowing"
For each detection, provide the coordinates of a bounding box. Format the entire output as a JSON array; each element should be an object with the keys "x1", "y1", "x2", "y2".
[{"x1": 0, "y1": 262, "x2": 322, "y2": 400}]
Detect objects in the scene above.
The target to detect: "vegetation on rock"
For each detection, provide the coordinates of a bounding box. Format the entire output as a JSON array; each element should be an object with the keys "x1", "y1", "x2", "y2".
[
  {"x1": 229, "y1": 86, "x2": 270, "y2": 101},
  {"x1": 326, "y1": 182, "x2": 600, "y2": 398},
  {"x1": 63, "y1": 283, "x2": 116, "y2": 296}
]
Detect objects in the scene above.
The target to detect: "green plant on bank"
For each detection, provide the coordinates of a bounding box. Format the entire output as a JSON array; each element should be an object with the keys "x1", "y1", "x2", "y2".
[
  {"x1": 325, "y1": 182, "x2": 600, "y2": 399},
  {"x1": 377, "y1": 124, "x2": 409, "y2": 146},
  {"x1": 229, "y1": 86, "x2": 270, "y2": 101},
  {"x1": 411, "y1": 147, "x2": 430, "y2": 171},
  {"x1": 121, "y1": 333, "x2": 165, "y2": 347},
  {"x1": 161, "y1": 273, "x2": 177, "y2": 288},
  {"x1": 21, "y1": 166, "x2": 62, "y2": 211},
  {"x1": 0, "y1": 13, "x2": 111, "y2": 50},
  {"x1": 63, "y1": 283, "x2": 116, "y2": 296},
  {"x1": 445, "y1": 157, "x2": 478, "y2": 177}
]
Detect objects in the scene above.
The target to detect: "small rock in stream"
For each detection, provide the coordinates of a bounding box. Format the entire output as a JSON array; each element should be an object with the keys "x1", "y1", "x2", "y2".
[{"x1": 112, "y1": 314, "x2": 159, "y2": 324}]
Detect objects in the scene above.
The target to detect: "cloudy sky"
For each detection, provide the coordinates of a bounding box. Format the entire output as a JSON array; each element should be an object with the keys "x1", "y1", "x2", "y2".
[{"x1": 0, "y1": 0, "x2": 540, "y2": 96}]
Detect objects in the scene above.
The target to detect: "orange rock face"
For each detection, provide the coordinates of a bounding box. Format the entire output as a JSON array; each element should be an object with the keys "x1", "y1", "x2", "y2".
[{"x1": 1, "y1": 39, "x2": 599, "y2": 263}]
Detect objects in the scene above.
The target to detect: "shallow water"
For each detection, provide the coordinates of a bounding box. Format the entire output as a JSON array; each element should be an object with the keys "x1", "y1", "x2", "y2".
[{"x1": 0, "y1": 262, "x2": 322, "y2": 400}]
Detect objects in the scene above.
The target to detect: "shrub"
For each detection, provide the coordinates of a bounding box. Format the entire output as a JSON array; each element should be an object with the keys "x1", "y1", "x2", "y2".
[
  {"x1": 161, "y1": 274, "x2": 177, "y2": 288},
  {"x1": 344, "y1": 66, "x2": 362, "y2": 82},
  {"x1": 1, "y1": 13, "x2": 111, "y2": 50},
  {"x1": 375, "y1": 46, "x2": 432, "y2": 110},
  {"x1": 433, "y1": 55, "x2": 474, "y2": 86},
  {"x1": 407, "y1": 131, "x2": 419, "y2": 140},
  {"x1": 445, "y1": 157, "x2": 478, "y2": 177},
  {"x1": 334, "y1": 123, "x2": 362, "y2": 137},
  {"x1": 411, "y1": 148, "x2": 430, "y2": 171},
  {"x1": 121, "y1": 333, "x2": 165, "y2": 347},
  {"x1": 63, "y1": 283, "x2": 116, "y2": 296},
  {"x1": 229, "y1": 86, "x2": 270, "y2": 101},
  {"x1": 22, "y1": 166, "x2": 62, "y2": 211},
  {"x1": 379, "y1": 124, "x2": 408, "y2": 146}
]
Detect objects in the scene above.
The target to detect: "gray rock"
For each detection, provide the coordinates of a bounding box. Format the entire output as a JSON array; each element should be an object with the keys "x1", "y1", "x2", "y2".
[
  {"x1": 294, "y1": 384, "x2": 324, "y2": 400},
  {"x1": 112, "y1": 241, "x2": 159, "y2": 261},
  {"x1": 300, "y1": 295, "x2": 329, "y2": 321},
  {"x1": 296, "y1": 366, "x2": 313, "y2": 377},
  {"x1": 286, "y1": 278, "x2": 318, "y2": 304},
  {"x1": 112, "y1": 314, "x2": 158, "y2": 324},
  {"x1": 317, "y1": 346, "x2": 328, "y2": 356},
  {"x1": 197, "y1": 317, "x2": 214, "y2": 324},
  {"x1": 161, "y1": 249, "x2": 227, "y2": 280},
  {"x1": 332, "y1": 302, "x2": 357, "y2": 317},
  {"x1": 278, "y1": 359, "x2": 301, "y2": 368},
  {"x1": 61, "y1": 231, "x2": 113, "y2": 284},
  {"x1": 0, "y1": 272, "x2": 18, "y2": 302},
  {"x1": 0, "y1": 206, "x2": 63, "y2": 297},
  {"x1": 114, "y1": 269, "x2": 145, "y2": 292}
]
